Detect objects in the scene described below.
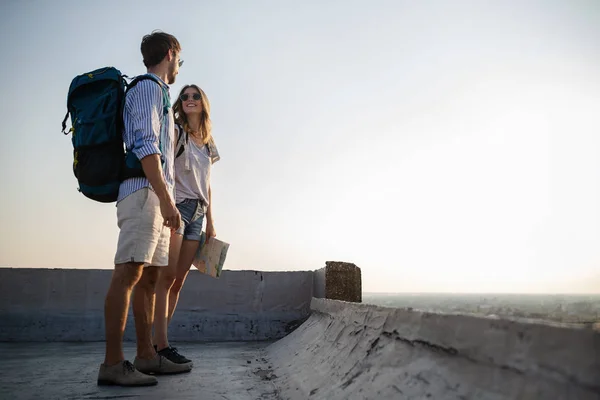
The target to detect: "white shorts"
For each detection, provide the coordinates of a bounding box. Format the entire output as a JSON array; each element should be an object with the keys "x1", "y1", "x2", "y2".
[{"x1": 114, "y1": 188, "x2": 170, "y2": 267}]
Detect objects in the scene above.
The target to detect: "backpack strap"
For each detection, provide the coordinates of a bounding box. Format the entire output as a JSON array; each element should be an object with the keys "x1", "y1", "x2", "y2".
[
  {"x1": 124, "y1": 74, "x2": 171, "y2": 154},
  {"x1": 121, "y1": 74, "x2": 170, "y2": 179},
  {"x1": 124, "y1": 74, "x2": 170, "y2": 117},
  {"x1": 175, "y1": 123, "x2": 187, "y2": 159},
  {"x1": 175, "y1": 125, "x2": 214, "y2": 160},
  {"x1": 61, "y1": 111, "x2": 71, "y2": 135}
]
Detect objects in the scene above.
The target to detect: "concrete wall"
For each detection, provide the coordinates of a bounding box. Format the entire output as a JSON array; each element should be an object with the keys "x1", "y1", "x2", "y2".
[
  {"x1": 267, "y1": 298, "x2": 600, "y2": 400},
  {"x1": 313, "y1": 267, "x2": 326, "y2": 299},
  {"x1": 0, "y1": 268, "x2": 312, "y2": 342}
]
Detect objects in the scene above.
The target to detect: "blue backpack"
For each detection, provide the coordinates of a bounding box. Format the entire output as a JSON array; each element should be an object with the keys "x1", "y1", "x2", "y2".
[{"x1": 61, "y1": 67, "x2": 169, "y2": 203}]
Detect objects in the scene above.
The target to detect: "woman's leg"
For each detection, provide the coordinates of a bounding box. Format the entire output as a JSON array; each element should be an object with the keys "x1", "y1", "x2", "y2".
[
  {"x1": 152, "y1": 233, "x2": 183, "y2": 351},
  {"x1": 167, "y1": 238, "x2": 201, "y2": 323}
]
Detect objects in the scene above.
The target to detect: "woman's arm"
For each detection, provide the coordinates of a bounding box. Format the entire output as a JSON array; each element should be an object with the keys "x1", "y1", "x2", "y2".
[{"x1": 205, "y1": 185, "x2": 216, "y2": 240}]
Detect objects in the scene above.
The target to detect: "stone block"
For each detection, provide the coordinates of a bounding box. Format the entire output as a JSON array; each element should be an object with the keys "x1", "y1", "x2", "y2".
[{"x1": 313, "y1": 261, "x2": 362, "y2": 303}]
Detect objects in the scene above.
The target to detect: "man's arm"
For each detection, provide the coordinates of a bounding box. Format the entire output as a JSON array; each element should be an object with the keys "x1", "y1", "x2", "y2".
[
  {"x1": 127, "y1": 81, "x2": 180, "y2": 230},
  {"x1": 140, "y1": 154, "x2": 179, "y2": 230}
]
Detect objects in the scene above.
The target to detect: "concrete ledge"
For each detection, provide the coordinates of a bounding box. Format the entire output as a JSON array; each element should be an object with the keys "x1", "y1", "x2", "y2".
[
  {"x1": 0, "y1": 268, "x2": 312, "y2": 342},
  {"x1": 267, "y1": 298, "x2": 600, "y2": 400},
  {"x1": 0, "y1": 310, "x2": 307, "y2": 342}
]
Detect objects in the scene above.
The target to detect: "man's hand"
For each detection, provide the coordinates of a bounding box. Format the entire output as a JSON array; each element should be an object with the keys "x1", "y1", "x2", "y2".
[
  {"x1": 139, "y1": 154, "x2": 180, "y2": 232},
  {"x1": 160, "y1": 198, "x2": 181, "y2": 232}
]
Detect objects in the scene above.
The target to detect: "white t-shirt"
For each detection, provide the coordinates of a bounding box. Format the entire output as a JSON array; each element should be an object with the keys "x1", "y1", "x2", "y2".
[{"x1": 174, "y1": 125, "x2": 220, "y2": 206}]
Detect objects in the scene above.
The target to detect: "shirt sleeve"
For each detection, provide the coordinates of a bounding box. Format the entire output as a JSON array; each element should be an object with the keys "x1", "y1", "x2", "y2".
[
  {"x1": 125, "y1": 80, "x2": 163, "y2": 160},
  {"x1": 208, "y1": 138, "x2": 220, "y2": 164}
]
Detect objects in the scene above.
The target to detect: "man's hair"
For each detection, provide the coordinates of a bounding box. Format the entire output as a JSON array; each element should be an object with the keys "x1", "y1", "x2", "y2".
[{"x1": 140, "y1": 30, "x2": 181, "y2": 68}]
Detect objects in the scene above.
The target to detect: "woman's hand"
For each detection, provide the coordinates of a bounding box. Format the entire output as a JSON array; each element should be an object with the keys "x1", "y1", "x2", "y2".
[{"x1": 205, "y1": 222, "x2": 217, "y2": 244}]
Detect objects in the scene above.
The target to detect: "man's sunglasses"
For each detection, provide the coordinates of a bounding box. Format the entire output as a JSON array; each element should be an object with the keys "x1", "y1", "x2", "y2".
[
  {"x1": 180, "y1": 93, "x2": 201, "y2": 101},
  {"x1": 170, "y1": 48, "x2": 184, "y2": 67}
]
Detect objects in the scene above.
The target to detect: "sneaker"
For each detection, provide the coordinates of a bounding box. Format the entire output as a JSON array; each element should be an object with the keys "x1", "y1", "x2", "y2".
[
  {"x1": 158, "y1": 346, "x2": 192, "y2": 365},
  {"x1": 134, "y1": 354, "x2": 192, "y2": 375},
  {"x1": 97, "y1": 360, "x2": 157, "y2": 386}
]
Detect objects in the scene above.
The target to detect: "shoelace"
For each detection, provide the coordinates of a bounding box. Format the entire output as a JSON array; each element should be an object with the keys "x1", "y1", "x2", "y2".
[
  {"x1": 169, "y1": 347, "x2": 189, "y2": 361},
  {"x1": 122, "y1": 360, "x2": 136, "y2": 374}
]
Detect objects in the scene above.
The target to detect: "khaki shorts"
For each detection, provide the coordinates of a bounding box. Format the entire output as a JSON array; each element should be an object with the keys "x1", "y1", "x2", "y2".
[{"x1": 114, "y1": 188, "x2": 170, "y2": 267}]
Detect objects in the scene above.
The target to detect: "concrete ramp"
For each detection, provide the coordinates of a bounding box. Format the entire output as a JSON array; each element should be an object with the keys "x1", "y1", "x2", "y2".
[{"x1": 267, "y1": 298, "x2": 600, "y2": 400}]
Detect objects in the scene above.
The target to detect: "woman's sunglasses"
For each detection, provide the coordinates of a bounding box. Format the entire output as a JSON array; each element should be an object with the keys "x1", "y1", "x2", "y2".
[{"x1": 180, "y1": 93, "x2": 201, "y2": 101}]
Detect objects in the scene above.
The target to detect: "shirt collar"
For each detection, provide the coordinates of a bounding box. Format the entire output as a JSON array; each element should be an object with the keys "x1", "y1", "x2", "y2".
[{"x1": 147, "y1": 72, "x2": 170, "y2": 91}]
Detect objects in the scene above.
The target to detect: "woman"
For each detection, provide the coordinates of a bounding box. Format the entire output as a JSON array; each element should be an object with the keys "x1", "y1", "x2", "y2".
[{"x1": 153, "y1": 84, "x2": 220, "y2": 366}]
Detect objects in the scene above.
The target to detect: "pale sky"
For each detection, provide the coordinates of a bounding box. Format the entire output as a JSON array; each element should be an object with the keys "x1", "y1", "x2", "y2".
[{"x1": 1, "y1": 0, "x2": 600, "y2": 293}]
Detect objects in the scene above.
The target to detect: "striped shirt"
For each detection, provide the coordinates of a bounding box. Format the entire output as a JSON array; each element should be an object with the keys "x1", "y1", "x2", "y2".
[{"x1": 117, "y1": 73, "x2": 175, "y2": 203}]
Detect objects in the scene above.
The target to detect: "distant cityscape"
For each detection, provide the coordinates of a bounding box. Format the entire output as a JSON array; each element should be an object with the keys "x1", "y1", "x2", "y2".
[{"x1": 362, "y1": 293, "x2": 600, "y2": 325}]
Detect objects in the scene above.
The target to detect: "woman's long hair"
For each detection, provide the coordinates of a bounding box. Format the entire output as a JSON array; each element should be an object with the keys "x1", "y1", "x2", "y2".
[{"x1": 172, "y1": 84, "x2": 212, "y2": 144}]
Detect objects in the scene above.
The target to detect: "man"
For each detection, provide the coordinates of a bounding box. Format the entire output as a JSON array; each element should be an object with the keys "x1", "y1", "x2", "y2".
[{"x1": 97, "y1": 30, "x2": 190, "y2": 387}]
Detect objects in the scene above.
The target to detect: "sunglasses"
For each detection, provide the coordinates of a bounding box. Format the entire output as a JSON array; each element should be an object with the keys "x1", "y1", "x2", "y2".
[
  {"x1": 180, "y1": 93, "x2": 201, "y2": 101},
  {"x1": 178, "y1": 59, "x2": 184, "y2": 67}
]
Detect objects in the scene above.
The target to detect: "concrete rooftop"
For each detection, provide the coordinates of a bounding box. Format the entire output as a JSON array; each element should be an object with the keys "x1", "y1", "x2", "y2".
[
  {"x1": 2, "y1": 267, "x2": 599, "y2": 399},
  {"x1": 0, "y1": 342, "x2": 280, "y2": 400}
]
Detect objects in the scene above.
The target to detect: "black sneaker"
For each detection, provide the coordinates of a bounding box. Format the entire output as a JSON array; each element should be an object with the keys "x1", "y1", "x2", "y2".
[{"x1": 157, "y1": 346, "x2": 192, "y2": 365}]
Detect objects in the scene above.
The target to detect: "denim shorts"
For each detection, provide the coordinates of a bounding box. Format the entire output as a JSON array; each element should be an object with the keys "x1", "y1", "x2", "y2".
[{"x1": 175, "y1": 199, "x2": 205, "y2": 241}]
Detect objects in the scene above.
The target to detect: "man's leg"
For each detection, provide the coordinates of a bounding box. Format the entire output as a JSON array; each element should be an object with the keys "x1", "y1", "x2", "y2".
[
  {"x1": 99, "y1": 188, "x2": 166, "y2": 386},
  {"x1": 99, "y1": 261, "x2": 157, "y2": 387},
  {"x1": 131, "y1": 201, "x2": 192, "y2": 374},
  {"x1": 150, "y1": 237, "x2": 200, "y2": 367},
  {"x1": 104, "y1": 263, "x2": 144, "y2": 366},
  {"x1": 150, "y1": 232, "x2": 193, "y2": 366},
  {"x1": 132, "y1": 266, "x2": 159, "y2": 360},
  {"x1": 154, "y1": 233, "x2": 183, "y2": 351}
]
